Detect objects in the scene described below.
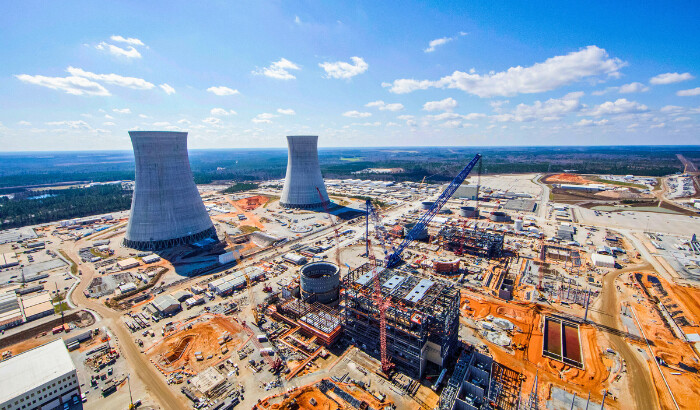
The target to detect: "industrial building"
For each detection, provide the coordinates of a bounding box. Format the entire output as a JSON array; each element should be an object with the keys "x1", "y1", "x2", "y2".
[
  {"x1": 150, "y1": 294, "x2": 181, "y2": 317},
  {"x1": 591, "y1": 253, "x2": 615, "y2": 268},
  {"x1": 208, "y1": 266, "x2": 265, "y2": 296},
  {"x1": 342, "y1": 263, "x2": 460, "y2": 379},
  {"x1": 123, "y1": 131, "x2": 217, "y2": 251},
  {"x1": 0, "y1": 253, "x2": 19, "y2": 269},
  {"x1": 280, "y1": 135, "x2": 330, "y2": 209},
  {"x1": 454, "y1": 184, "x2": 479, "y2": 200},
  {"x1": 438, "y1": 226, "x2": 505, "y2": 259},
  {"x1": 0, "y1": 339, "x2": 82, "y2": 410},
  {"x1": 273, "y1": 298, "x2": 343, "y2": 346},
  {"x1": 300, "y1": 262, "x2": 340, "y2": 306}
]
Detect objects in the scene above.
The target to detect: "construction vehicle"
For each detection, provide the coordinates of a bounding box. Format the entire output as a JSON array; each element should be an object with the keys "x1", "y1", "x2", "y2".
[{"x1": 262, "y1": 283, "x2": 272, "y2": 293}]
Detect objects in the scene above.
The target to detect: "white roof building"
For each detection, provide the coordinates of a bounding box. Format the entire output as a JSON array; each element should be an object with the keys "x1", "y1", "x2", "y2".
[
  {"x1": 591, "y1": 253, "x2": 615, "y2": 268},
  {"x1": 0, "y1": 339, "x2": 80, "y2": 410}
]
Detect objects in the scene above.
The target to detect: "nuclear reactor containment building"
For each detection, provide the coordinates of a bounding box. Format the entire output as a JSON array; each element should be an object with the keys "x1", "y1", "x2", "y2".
[
  {"x1": 123, "y1": 131, "x2": 217, "y2": 251},
  {"x1": 280, "y1": 135, "x2": 330, "y2": 209}
]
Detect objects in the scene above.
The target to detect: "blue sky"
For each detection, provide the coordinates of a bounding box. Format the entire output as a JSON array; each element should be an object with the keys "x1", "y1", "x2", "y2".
[{"x1": 0, "y1": 1, "x2": 699, "y2": 150}]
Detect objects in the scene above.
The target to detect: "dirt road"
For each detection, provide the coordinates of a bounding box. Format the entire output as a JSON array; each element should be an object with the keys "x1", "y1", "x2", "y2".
[
  {"x1": 67, "y1": 241, "x2": 188, "y2": 410},
  {"x1": 592, "y1": 263, "x2": 659, "y2": 409}
]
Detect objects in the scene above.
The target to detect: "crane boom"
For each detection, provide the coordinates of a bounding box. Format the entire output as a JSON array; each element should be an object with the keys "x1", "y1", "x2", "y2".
[{"x1": 386, "y1": 153, "x2": 481, "y2": 268}]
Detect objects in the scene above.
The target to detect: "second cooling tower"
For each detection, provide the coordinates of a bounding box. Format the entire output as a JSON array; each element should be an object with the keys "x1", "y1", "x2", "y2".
[
  {"x1": 123, "y1": 131, "x2": 216, "y2": 251},
  {"x1": 280, "y1": 135, "x2": 330, "y2": 209}
]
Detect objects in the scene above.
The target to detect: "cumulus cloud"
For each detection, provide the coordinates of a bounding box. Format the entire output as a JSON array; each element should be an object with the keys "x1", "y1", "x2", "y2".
[
  {"x1": 492, "y1": 92, "x2": 583, "y2": 122},
  {"x1": 67, "y1": 67, "x2": 154, "y2": 89},
  {"x1": 574, "y1": 118, "x2": 609, "y2": 127},
  {"x1": 677, "y1": 87, "x2": 700, "y2": 97},
  {"x1": 383, "y1": 46, "x2": 625, "y2": 97},
  {"x1": 103, "y1": 122, "x2": 115, "y2": 126},
  {"x1": 582, "y1": 98, "x2": 648, "y2": 116},
  {"x1": 153, "y1": 121, "x2": 170, "y2": 127},
  {"x1": 649, "y1": 72, "x2": 694, "y2": 85},
  {"x1": 159, "y1": 83, "x2": 176, "y2": 95},
  {"x1": 319, "y1": 57, "x2": 368, "y2": 79},
  {"x1": 277, "y1": 108, "x2": 296, "y2": 115},
  {"x1": 17, "y1": 121, "x2": 31, "y2": 126},
  {"x1": 210, "y1": 108, "x2": 237, "y2": 116},
  {"x1": 15, "y1": 73, "x2": 110, "y2": 96},
  {"x1": 252, "y1": 113, "x2": 277, "y2": 123},
  {"x1": 618, "y1": 82, "x2": 650, "y2": 93},
  {"x1": 424, "y1": 32, "x2": 467, "y2": 53},
  {"x1": 423, "y1": 97, "x2": 458, "y2": 112},
  {"x1": 207, "y1": 86, "x2": 239, "y2": 96},
  {"x1": 202, "y1": 117, "x2": 222, "y2": 126},
  {"x1": 253, "y1": 58, "x2": 300, "y2": 80},
  {"x1": 177, "y1": 119, "x2": 191, "y2": 125},
  {"x1": 351, "y1": 121, "x2": 381, "y2": 127},
  {"x1": 46, "y1": 120, "x2": 92, "y2": 129},
  {"x1": 342, "y1": 110, "x2": 372, "y2": 118},
  {"x1": 113, "y1": 108, "x2": 131, "y2": 114},
  {"x1": 110, "y1": 35, "x2": 145, "y2": 46},
  {"x1": 95, "y1": 42, "x2": 141, "y2": 59},
  {"x1": 365, "y1": 101, "x2": 404, "y2": 111}
]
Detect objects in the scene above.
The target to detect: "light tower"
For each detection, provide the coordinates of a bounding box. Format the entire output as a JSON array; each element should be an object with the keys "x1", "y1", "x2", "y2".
[
  {"x1": 123, "y1": 131, "x2": 216, "y2": 251},
  {"x1": 280, "y1": 135, "x2": 330, "y2": 209}
]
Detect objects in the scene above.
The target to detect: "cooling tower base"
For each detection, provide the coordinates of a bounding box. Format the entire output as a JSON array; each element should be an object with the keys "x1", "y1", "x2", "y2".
[
  {"x1": 122, "y1": 226, "x2": 217, "y2": 251},
  {"x1": 280, "y1": 200, "x2": 331, "y2": 210}
]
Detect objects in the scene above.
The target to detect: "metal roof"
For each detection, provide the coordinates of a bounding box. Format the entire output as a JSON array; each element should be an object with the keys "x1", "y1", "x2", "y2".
[
  {"x1": 382, "y1": 275, "x2": 405, "y2": 290},
  {"x1": 404, "y1": 278, "x2": 434, "y2": 303}
]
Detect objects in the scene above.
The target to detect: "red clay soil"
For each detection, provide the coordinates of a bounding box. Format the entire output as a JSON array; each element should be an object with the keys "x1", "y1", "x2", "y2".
[{"x1": 544, "y1": 174, "x2": 593, "y2": 185}]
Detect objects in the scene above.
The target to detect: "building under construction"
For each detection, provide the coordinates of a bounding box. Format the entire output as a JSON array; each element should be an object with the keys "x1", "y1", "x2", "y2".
[
  {"x1": 342, "y1": 263, "x2": 460, "y2": 379},
  {"x1": 438, "y1": 226, "x2": 505, "y2": 259}
]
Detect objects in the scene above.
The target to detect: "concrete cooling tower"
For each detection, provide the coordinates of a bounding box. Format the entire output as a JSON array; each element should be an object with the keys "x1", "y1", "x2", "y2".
[
  {"x1": 123, "y1": 131, "x2": 217, "y2": 251},
  {"x1": 280, "y1": 135, "x2": 330, "y2": 209}
]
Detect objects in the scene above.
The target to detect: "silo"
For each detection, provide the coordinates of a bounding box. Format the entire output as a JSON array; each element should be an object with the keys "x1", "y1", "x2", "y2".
[
  {"x1": 280, "y1": 135, "x2": 330, "y2": 209},
  {"x1": 514, "y1": 218, "x2": 524, "y2": 231},
  {"x1": 459, "y1": 206, "x2": 479, "y2": 218},
  {"x1": 300, "y1": 262, "x2": 340, "y2": 306},
  {"x1": 421, "y1": 201, "x2": 434, "y2": 210},
  {"x1": 123, "y1": 131, "x2": 216, "y2": 251}
]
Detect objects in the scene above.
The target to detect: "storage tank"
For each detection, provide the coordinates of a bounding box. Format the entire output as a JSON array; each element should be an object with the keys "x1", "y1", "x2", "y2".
[
  {"x1": 459, "y1": 206, "x2": 479, "y2": 218},
  {"x1": 123, "y1": 131, "x2": 216, "y2": 251},
  {"x1": 300, "y1": 262, "x2": 340, "y2": 306},
  {"x1": 421, "y1": 201, "x2": 434, "y2": 210},
  {"x1": 280, "y1": 135, "x2": 330, "y2": 209},
  {"x1": 490, "y1": 211, "x2": 510, "y2": 223},
  {"x1": 514, "y1": 219, "x2": 524, "y2": 231}
]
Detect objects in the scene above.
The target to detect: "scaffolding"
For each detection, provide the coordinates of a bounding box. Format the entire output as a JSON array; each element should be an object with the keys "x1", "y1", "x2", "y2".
[
  {"x1": 438, "y1": 226, "x2": 505, "y2": 259},
  {"x1": 342, "y1": 263, "x2": 460, "y2": 379}
]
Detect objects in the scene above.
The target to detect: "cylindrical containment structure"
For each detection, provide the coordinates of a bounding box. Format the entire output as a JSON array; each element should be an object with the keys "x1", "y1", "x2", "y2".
[
  {"x1": 421, "y1": 201, "x2": 434, "y2": 210},
  {"x1": 459, "y1": 206, "x2": 479, "y2": 218},
  {"x1": 514, "y1": 219, "x2": 524, "y2": 231},
  {"x1": 300, "y1": 262, "x2": 340, "y2": 306},
  {"x1": 404, "y1": 222, "x2": 428, "y2": 240},
  {"x1": 280, "y1": 135, "x2": 330, "y2": 209},
  {"x1": 490, "y1": 211, "x2": 510, "y2": 223},
  {"x1": 123, "y1": 131, "x2": 216, "y2": 251}
]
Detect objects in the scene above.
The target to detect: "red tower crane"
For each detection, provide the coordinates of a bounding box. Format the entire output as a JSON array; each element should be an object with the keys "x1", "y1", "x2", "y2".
[{"x1": 366, "y1": 238, "x2": 393, "y2": 374}]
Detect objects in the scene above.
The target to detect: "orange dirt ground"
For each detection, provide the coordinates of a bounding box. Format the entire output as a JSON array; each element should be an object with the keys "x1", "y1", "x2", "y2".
[
  {"x1": 545, "y1": 173, "x2": 593, "y2": 185},
  {"x1": 630, "y1": 275, "x2": 700, "y2": 409},
  {"x1": 147, "y1": 316, "x2": 245, "y2": 373},
  {"x1": 462, "y1": 293, "x2": 612, "y2": 406}
]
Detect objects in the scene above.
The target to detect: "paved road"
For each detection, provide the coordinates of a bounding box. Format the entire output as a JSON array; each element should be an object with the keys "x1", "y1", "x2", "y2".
[
  {"x1": 533, "y1": 174, "x2": 550, "y2": 221},
  {"x1": 67, "y1": 240, "x2": 188, "y2": 410},
  {"x1": 591, "y1": 263, "x2": 659, "y2": 409}
]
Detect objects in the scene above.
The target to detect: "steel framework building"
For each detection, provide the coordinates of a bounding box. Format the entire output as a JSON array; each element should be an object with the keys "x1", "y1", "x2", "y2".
[
  {"x1": 342, "y1": 263, "x2": 460, "y2": 379},
  {"x1": 280, "y1": 135, "x2": 330, "y2": 209},
  {"x1": 438, "y1": 226, "x2": 505, "y2": 259},
  {"x1": 123, "y1": 131, "x2": 216, "y2": 251}
]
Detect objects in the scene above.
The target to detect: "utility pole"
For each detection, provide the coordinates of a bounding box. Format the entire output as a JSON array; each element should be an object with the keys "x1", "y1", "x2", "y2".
[{"x1": 127, "y1": 374, "x2": 134, "y2": 408}]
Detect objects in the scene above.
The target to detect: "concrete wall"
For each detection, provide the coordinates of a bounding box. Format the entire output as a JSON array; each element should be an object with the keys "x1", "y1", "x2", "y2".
[
  {"x1": 280, "y1": 135, "x2": 330, "y2": 209},
  {"x1": 124, "y1": 131, "x2": 216, "y2": 250}
]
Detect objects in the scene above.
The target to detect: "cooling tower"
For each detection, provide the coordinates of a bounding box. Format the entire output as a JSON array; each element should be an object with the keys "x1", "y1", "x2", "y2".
[
  {"x1": 280, "y1": 135, "x2": 330, "y2": 209},
  {"x1": 123, "y1": 131, "x2": 217, "y2": 251}
]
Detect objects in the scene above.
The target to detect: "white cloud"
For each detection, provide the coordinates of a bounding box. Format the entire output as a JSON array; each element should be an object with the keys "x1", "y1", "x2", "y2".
[
  {"x1": 113, "y1": 108, "x2": 131, "y2": 114},
  {"x1": 342, "y1": 110, "x2": 372, "y2": 118},
  {"x1": 294, "y1": 15, "x2": 302, "y2": 25},
  {"x1": 207, "y1": 86, "x2": 239, "y2": 96},
  {"x1": 319, "y1": 57, "x2": 368, "y2": 79},
  {"x1": 46, "y1": 120, "x2": 91, "y2": 129},
  {"x1": 677, "y1": 87, "x2": 700, "y2": 97},
  {"x1": 424, "y1": 37, "x2": 454, "y2": 53},
  {"x1": 67, "y1": 67, "x2": 154, "y2": 90},
  {"x1": 397, "y1": 115, "x2": 415, "y2": 120},
  {"x1": 352, "y1": 121, "x2": 381, "y2": 127},
  {"x1": 365, "y1": 100, "x2": 404, "y2": 111},
  {"x1": 583, "y1": 98, "x2": 648, "y2": 116},
  {"x1": 649, "y1": 72, "x2": 694, "y2": 85},
  {"x1": 153, "y1": 121, "x2": 170, "y2": 127},
  {"x1": 203, "y1": 117, "x2": 222, "y2": 125},
  {"x1": 210, "y1": 108, "x2": 237, "y2": 116},
  {"x1": 138, "y1": 114, "x2": 149, "y2": 118},
  {"x1": 674, "y1": 116, "x2": 692, "y2": 122},
  {"x1": 252, "y1": 113, "x2": 277, "y2": 123},
  {"x1": 17, "y1": 121, "x2": 31, "y2": 126},
  {"x1": 104, "y1": 114, "x2": 114, "y2": 119},
  {"x1": 618, "y1": 82, "x2": 650, "y2": 93},
  {"x1": 253, "y1": 58, "x2": 300, "y2": 80},
  {"x1": 15, "y1": 73, "x2": 110, "y2": 96},
  {"x1": 574, "y1": 118, "x2": 608, "y2": 127},
  {"x1": 651, "y1": 123, "x2": 666, "y2": 129},
  {"x1": 103, "y1": 122, "x2": 115, "y2": 126},
  {"x1": 95, "y1": 42, "x2": 141, "y2": 59},
  {"x1": 110, "y1": 35, "x2": 145, "y2": 46},
  {"x1": 159, "y1": 83, "x2": 175, "y2": 95},
  {"x1": 492, "y1": 92, "x2": 583, "y2": 122},
  {"x1": 423, "y1": 97, "x2": 458, "y2": 112},
  {"x1": 277, "y1": 108, "x2": 296, "y2": 115},
  {"x1": 384, "y1": 46, "x2": 625, "y2": 97},
  {"x1": 177, "y1": 119, "x2": 191, "y2": 125},
  {"x1": 463, "y1": 113, "x2": 486, "y2": 120}
]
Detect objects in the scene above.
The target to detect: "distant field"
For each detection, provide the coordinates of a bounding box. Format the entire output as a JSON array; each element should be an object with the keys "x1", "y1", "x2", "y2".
[{"x1": 340, "y1": 156, "x2": 364, "y2": 162}]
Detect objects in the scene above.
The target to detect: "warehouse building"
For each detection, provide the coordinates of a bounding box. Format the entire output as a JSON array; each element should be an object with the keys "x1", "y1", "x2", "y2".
[
  {"x1": 283, "y1": 252, "x2": 307, "y2": 266},
  {"x1": 208, "y1": 266, "x2": 265, "y2": 296},
  {"x1": 0, "y1": 253, "x2": 19, "y2": 269},
  {"x1": 116, "y1": 258, "x2": 140, "y2": 270},
  {"x1": 454, "y1": 184, "x2": 479, "y2": 200},
  {"x1": 21, "y1": 292, "x2": 54, "y2": 322},
  {"x1": 591, "y1": 253, "x2": 615, "y2": 268},
  {"x1": 0, "y1": 292, "x2": 23, "y2": 330},
  {"x1": 151, "y1": 294, "x2": 181, "y2": 317},
  {"x1": 0, "y1": 339, "x2": 81, "y2": 410}
]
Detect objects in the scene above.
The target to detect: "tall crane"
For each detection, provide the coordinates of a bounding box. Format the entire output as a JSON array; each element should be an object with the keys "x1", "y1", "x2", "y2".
[
  {"x1": 317, "y1": 187, "x2": 341, "y2": 268},
  {"x1": 364, "y1": 153, "x2": 482, "y2": 374}
]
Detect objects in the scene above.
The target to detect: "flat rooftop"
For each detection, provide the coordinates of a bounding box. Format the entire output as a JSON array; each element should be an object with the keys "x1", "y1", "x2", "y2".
[{"x1": 0, "y1": 339, "x2": 76, "y2": 404}]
